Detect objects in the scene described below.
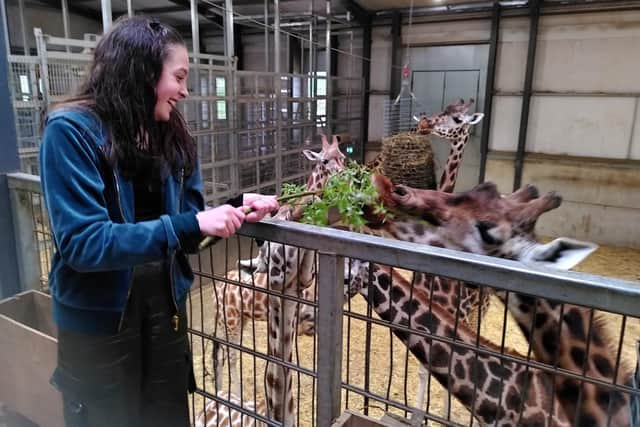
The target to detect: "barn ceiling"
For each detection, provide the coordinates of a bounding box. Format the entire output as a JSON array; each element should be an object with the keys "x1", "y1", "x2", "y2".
[{"x1": 25, "y1": 0, "x2": 640, "y2": 32}]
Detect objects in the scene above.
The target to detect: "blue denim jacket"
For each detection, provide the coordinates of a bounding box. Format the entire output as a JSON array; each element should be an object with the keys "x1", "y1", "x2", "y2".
[{"x1": 40, "y1": 108, "x2": 204, "y2": 334}]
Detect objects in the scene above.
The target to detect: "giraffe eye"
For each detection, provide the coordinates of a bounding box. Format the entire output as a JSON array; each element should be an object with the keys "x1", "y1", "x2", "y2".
[{"x1": 452, "y1": 116, "x2": 463, "y2": 124}]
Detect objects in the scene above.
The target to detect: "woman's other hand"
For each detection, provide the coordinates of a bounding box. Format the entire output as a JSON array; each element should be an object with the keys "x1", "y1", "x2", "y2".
[
  {"x1": 196, "y1": 205, "x2": 246, "y2": 238},
  {"x1": 242, "y1": 193, "x2": 279, "y2": 222}
]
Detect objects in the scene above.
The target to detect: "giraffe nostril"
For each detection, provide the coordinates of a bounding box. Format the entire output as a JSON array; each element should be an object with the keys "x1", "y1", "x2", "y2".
[{"x1": 394, "y1": 185, "x2": 407, "y2": 196}]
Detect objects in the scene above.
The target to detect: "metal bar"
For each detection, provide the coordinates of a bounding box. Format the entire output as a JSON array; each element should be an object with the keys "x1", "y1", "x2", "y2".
[
  {"x1": 0, "y1": 0, "x2": 10, "y2": 55},
  {"x1": 274, "y1": 0, "x2": 282, "y2": 193},
  {"x1": 325, "y1": 0, "x2": 332, "y2": 137},
  {"x1": 264, "y1": 0, "x2": 269, "y2": 71},
  {"x1": 360, "y1": 14, "x2": 372, "y2": 165},
  {"x1": 101, "y1": 0, "x2": 113, "y2": 33},
  {"x1": 495, "y1": 90, "x2": 640, "y2": 98},
  {"x1": 236, "y1": 220, "x2": 640, "y2": 317},
  {"x1": 389, "y1": 11, "x2": 401, "y2": 101},
  {"x1": 61, "y1": 0, "x2": 71, "y2": 40},
  {"x1": 478, "y1": 3, "x2": 500, "y2": 184},
  {"x1": 628, "y1": 97, "x2": 639, "y2": 159},
  {"x1": 127, "y1": 0, "x2": 133, "y2": 17},
  {"x1": 224, "y1": 0, "x2": 234, "y2": 59},
  {"x1": 315, "y1": 252, "x2": 344, "y2": 426},
  {"x1": 513, "y1": 0, "x2": 540, "y2": 191},
  {"x1": 0, "y1": 15, "x2": 20, "y2": 297},
  {"x1": 33, "y1": 28, "x2": 50, "y2": 107},
  {"x1": 18, "y1": 0, "x2": 28, "y2": 54},
  {"x1": 9, "y1": 183, "x2": 40, "y2": 291},
  {"x1": 190, "y1": 0, "x2": 200, "y2": 59}
]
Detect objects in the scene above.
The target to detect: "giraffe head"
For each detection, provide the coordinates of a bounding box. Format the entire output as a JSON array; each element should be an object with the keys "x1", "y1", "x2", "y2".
[
  {"x1": 373, "y1": 174, "x2": 596, "y2": 268},
  {"x1": 420, "y1": 98, "x2": 484, "y2": 139},
  {"x1": 302, "y1": 133, "x2": 346, "y2": 191}
]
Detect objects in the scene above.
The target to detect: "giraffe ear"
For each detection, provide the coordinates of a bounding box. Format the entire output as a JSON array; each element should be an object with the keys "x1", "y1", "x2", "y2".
[
  {"x1": 303, "y1": 149, "x2": 322, "y2": 162},
  {"x1": 521, "y1": 238, "x2": 598, "y2": 270},
  {"x1": 467, "y1": 113, "x2": 484, "y2": 125}
]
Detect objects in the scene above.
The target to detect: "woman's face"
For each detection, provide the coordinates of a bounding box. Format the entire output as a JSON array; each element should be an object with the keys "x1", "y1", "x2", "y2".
[{"x1": 154, "y1": 44, "x2": 189, "y2": 121}]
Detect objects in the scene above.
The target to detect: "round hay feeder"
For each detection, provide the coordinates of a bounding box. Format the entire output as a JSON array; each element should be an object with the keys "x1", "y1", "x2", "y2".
[{"x1": 381, "y1": 132, "x2": 436, "y2": 190}]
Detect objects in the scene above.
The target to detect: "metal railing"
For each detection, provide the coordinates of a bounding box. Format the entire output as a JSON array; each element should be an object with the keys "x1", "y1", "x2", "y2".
[{"x1": 8, "y1": 172, "x2": 640, "y2": 426}]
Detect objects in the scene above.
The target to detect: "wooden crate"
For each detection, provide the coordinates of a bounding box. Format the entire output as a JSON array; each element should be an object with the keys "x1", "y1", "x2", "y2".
[{"x1": 0, "y1": 290, "x2": 62, "y2": 427}]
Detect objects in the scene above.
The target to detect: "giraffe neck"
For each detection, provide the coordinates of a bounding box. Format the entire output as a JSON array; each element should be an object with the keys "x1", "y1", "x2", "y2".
[
  {"x1": 306, "y1": 165, "x2": 328, "y2": 192},
  {"x1": 265, "y1": 294, "x2": 298, "y2": 427},
  {"x1": 438, "y1": 132, "x2": 470, "y2": 193},
  {"x1": 500, "y1": 293, "x2": 633, "y2": 426},
  {"x1": 355, "y1": 264, "x2": 569, "y2": 426},
  {"x1": 263, "y1": 244, "x2": 314, "y2": 427}
]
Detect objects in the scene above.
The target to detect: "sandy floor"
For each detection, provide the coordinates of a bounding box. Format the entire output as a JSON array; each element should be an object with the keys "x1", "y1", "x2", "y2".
[{"x1": 187, "y1": 242, "x2": 640, "y2": 426}]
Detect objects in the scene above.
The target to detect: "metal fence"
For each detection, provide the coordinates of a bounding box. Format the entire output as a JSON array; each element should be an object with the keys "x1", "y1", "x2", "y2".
[
  {"x1": 8, "y1": 172, "x2": 640, "y2": 427},
  {"x1": 6, "y1": 30, "x2": 364, "y2": 206}
]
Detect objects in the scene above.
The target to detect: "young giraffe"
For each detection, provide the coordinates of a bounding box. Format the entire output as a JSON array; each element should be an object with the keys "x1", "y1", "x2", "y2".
[
  {"x1": 195, "y1": 391, "x2": 267, "y2": 427},
  {"x1": 373, "y1": 177, "x2": 637, "y2": 426},
  {"x1": 260, "y1": 134, "x2": 346, "y2": 426},
  {"x1": 418, "y1": 98, "x2": 484, "y2": 193},
  {"x1": 211, "y1": 267, "x2": 316, "y2": 398},
  {"x1": 200, "y1": 135, "x2": 345, "y2": 427},
  {"x1": 365, "y1": 98, "x2": 484, "y2": 194}
]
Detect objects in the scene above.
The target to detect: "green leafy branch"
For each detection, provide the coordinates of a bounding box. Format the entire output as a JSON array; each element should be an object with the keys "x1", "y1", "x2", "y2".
[
  {"x1": 198, "y1": 162, "x2": 391, "y2": 251},
  {"x1": 300, "y1": 161, "x2": 391, "y2": 231}
]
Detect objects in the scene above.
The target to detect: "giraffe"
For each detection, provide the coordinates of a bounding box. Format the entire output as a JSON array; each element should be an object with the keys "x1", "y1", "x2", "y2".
[
  {"x1": 485, "y1": 184, "x2": 635, "y2": 426},
  {"x1": 211, "y1": 267, "x2": 316, "y2": 398},
  {"x1": 195, "y1": 391, "x2": 267, "y2": 427},
  {"x1": 418, "y1": 98, "x2": 484, "y2": 193},
  {"x1": 344, "y1": 259, "x2": 573, "y2": 426},
  {"x1": 369, "y1": 99, "x2": 485, "y2": 415},
  {"x1": 371, "y1": 176, "x2": 636, "y2": 426},
  {"x1": 365, "y1": 98, "x2": 484, "y2": 195},
  {"x1": 259, "y1": 133, "x2": 346, "y2": 426}
]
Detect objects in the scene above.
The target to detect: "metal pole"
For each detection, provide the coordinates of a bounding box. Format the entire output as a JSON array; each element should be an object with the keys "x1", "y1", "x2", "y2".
[
  {"x1": 360, "y1": 14, "x2": 372, "y2": 165},
  {"x1": 389, "y1": 11, "x2": 401, "y2": 101},
  {"x1": 0, "y1": 0, "x2": 10, "y2": 55},
  {"x1": 190, "y1": 0, "x2": 200, "y2": 60},
  {"x1": 34, "y1": 28, "x2": 50, "y2": 107},
  {"x1": 61, "y1": 0, "x2": 71, "y2": 39},
  {"x1": 127, "y1": 0, "x2": 133, "y2": 17},
  {"x1": 0, "y1": 11, "x2": 21, "y2": 297},
  {"x1": 101, "y1": 0, "x2": 113, "y2": 33},
  {"x1": 315, "y1": 252, "x2": 344, "y2": 426},
  {"x1": 478, "y1": 3, "x2": 500, "y2": 184},
  {"x1": 325, "y1": 0, "x2": 332, "y2": 138},
  {"x1": 274, "y1": 0, "x2": 282, "y2": 192},
  {"x1": 264, "y1": 0, "x2": 269, "y2": 71},
  {"x1": 513, "y1": 0, "x2": 540, "y2": 191},
  {"x1": 18, "y1": 0, "x2": 28, "y2": 54},
  {"x1": 224, "y1": 0, "x2": 234, "y2": 60}
]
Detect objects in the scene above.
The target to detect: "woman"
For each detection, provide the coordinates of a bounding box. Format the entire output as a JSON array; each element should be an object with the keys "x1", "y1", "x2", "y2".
[{"x1": 39, "y1": 16, "x2": 277, "y2": 426}]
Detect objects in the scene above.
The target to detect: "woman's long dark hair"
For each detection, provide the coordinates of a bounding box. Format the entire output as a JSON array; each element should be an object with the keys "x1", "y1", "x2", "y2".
[{"x1": 50, "y1": 16, "x2": 196, "y2": 178}]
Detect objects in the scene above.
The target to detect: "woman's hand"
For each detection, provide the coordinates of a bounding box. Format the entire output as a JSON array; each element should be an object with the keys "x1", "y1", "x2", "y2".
[
  {"x1": 243, "y1": 193, "x2": 279, "y2": 222},
  {"x1": 196, "y1": 205, "x2": 246, "y2": 238}
]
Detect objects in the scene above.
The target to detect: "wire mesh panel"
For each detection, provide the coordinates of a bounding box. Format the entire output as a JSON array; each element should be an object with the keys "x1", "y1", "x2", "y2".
[
  {"x1": 7, "y1": 55, "x2": 45, "y2": 175},
  {"x1": 383, "y1": 96, "x2": 415, "y2": 139},
  {"x1": 7, "y1": 174, "x2": 55, "y2": 293}
]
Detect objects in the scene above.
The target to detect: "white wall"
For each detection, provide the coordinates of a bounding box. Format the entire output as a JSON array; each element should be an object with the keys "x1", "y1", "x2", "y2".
[
  {"x1": 367, "y1": 11, "x2": 640, "y2": 248},
  {"x1": 490, "y1": 12, "x2": 640, "y2": 160}
]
